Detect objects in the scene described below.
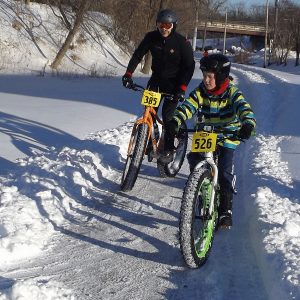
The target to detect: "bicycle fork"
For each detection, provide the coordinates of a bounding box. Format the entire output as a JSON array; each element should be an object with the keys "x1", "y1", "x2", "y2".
[
  {"x1": 195, "y1": 151, "x2": 219, "y2": 216},
  {"x1": 126, "y1": 107, "x2": 163, "y2": 157}
]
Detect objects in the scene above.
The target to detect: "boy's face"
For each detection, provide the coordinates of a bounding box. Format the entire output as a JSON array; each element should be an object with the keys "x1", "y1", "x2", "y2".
[{"x1": 203, "y1": 71, "x2": 216, "y2": 90}]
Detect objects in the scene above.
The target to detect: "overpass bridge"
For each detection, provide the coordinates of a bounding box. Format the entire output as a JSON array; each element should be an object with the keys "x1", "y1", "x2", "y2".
[{"x1": 197, "y1": 20, "x2": 266, "y2": 36}]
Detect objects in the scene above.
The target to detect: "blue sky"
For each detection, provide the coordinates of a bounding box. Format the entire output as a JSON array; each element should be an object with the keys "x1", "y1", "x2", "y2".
[{"x1": 229, "y1": 0, "x2": 300, "y2": 7}]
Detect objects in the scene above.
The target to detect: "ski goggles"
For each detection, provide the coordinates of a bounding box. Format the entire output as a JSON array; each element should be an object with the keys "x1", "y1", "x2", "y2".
[{"x1": 157, "y1": 22, "x2": 173, "y2": 30}]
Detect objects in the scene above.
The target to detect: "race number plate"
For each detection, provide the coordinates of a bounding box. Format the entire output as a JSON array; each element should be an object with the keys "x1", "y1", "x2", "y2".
[
  {"x1": 192, "y1": 131, "x2": 217, "y2": 152},
  {"x1": 141, "y1": 90, "x2": 161, "y2": 107}
]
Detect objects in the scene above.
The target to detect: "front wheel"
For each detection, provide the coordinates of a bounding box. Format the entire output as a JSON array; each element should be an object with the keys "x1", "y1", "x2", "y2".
[
  {"x1": 120, "y1": 123, "x2": 149, "y2": 192},
  {"x1": 157, "y1": 121, "x2": 188, "y2": 177},
  {"x1": 179, "y1": 164, "x2": 218, "y2": 268}
]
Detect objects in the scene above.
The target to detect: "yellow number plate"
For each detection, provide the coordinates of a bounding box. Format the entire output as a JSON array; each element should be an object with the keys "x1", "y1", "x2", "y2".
[
  {"x1": 192, "y1": 132, "x2": 217, "y2": 152},
  {"x1": 141, "y1": 90, "x2": 161, "y2": 107}
]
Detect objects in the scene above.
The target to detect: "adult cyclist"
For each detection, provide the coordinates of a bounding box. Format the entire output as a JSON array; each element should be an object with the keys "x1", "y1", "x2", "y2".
[{"x1": 122, "y1": 9, "x2": 195, "y2": 163}]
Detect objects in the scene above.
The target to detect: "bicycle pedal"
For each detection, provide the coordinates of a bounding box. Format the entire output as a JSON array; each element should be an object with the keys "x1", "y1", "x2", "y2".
[{"x1": 218, "y1": 224, "x2": 232, "y2": 230}]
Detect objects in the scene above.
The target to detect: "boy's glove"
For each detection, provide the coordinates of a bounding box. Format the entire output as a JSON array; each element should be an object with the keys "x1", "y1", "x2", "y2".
[
  {"x1": 166, "y1": 119, "x2": 179, "y2": 137},
  {"x1": 238, "y1": 123, "x2": 254, "y2": 139},
  {"x1": 122, "y1": 72, "x2": 133, "y2": 89},
  {"x1": 173, "y1": 90, "x2": 185, "y2": 102}
]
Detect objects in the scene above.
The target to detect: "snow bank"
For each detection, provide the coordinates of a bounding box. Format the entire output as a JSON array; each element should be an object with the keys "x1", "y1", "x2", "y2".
[
  {"x1": 252, "y1": 135, "x2": 300, "y2": 298},
  {"x1": 0, "y1": 278, "x2": 74, "y2": 300}
]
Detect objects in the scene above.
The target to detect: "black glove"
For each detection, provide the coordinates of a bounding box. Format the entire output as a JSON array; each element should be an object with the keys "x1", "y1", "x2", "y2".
[
  {"x1": 122, "y1": 73, "x2": 133, "y2": 89},
  {"x1": 166, "y1": 119, "x2": 179, "y2": 137},
  {"x1": 173, "y1": 90, "x2": 185, "y2": 102},
  {"x1": 238, "y1": 123, "x2": 254, "y2": 139}
]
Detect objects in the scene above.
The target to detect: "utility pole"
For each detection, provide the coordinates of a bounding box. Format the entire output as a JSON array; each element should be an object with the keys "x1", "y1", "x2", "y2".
[
  {"x1": 192, "y1": 0, "x2": 200, "y2": 51},
  {"x1": 273, "y1": 0, "x2": 279, "y2": 60},
  {"x1": 222, "y1": 9, "x2": 228, "y2": 55},
  {"x1": 264, "y1": 0, "x2": 269, "y2": 68}
]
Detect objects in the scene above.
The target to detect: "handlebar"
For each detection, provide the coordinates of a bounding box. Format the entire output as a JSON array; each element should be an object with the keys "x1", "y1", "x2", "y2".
[
  {"x1": 178, "y1": 128, "x2": 244, "y2": 142},
  {"x1": 130, "y1": 83, "x2": 144, "y2": 91},
  {"x1": 129, "y1": 83, "x2": 175, "y2": 99}
]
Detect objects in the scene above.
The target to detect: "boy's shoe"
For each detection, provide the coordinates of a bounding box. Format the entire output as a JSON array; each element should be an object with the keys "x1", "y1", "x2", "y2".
[
  {"x1": 218, "y1": 210, "x2": 232, "y2": 229},
  {"x1": 158, "y1": 150, "x2": 174, "y2": 164}
]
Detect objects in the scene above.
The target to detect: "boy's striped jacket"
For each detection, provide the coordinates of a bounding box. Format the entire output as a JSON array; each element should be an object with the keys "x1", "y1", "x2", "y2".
[{"x1": 173, "y1": 81, "x2": 256, "y2": 149}]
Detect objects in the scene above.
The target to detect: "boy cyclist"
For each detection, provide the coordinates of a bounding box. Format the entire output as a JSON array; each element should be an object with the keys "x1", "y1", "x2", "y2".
[{"x1": 166, "y1": 53, "x2": 256, "y2": 228}]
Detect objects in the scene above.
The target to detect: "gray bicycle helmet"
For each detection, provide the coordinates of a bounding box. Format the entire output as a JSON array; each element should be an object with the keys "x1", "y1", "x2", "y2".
[{"x1": 156, "y1": 9, "x2": 178, "y2": 25}]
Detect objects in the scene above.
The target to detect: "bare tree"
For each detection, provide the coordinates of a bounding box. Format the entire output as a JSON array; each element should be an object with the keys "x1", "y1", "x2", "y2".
[
  {"x1": 0, "y1": 0, "x2": 47, "y2": 58},
  {"x1": 271, "y1": 0, "x2": 300, "y2": 66},
  {"x1": 295, "y1": 22, "x2": 300, "y2": 66},
  {"x1": 46, "y1": 0, "x2": 72, "y2": 30},
  {"x1": 199, "y1": 0, "x2": 227, "y2": 49},
  {"x1": 51, "y1": 0, "x2": 92, "y2": 69}
]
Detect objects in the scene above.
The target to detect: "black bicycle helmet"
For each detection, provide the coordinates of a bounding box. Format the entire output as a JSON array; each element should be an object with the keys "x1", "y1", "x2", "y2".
[
  {"x1": 156, "y1": 9, "x2": 178, "y2": 25},
  {"x1": 200, "y1": 53, "x2": 231, "y2": 87}
]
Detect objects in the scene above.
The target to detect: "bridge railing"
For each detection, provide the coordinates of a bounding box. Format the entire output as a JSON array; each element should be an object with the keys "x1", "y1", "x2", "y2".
[{"x1": 198, "y1": 21, "x2": 266, "y2": 32}]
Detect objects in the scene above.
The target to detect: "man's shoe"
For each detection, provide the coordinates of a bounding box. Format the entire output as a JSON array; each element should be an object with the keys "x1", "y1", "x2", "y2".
[
  {"x1": 159, "y1": 150, "x2": 174, "y2": 164},
  {"x1": 147, "y1": 150, "x2": 154, "y2": 162},
  {"x1": 145, "y1": 140, "x2": 153, "y2": 155},
  {"x1": 218, "y1": 210, "x2": 232, "y2": 229}
]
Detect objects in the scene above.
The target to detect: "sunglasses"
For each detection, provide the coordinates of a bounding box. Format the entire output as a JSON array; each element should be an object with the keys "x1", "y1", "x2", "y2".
[{"x1": 157, "y1": 22, "x2": 173, "y2": 30}]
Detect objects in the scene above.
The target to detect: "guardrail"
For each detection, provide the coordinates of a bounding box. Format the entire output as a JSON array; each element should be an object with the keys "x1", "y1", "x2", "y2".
[{"x1": 198, "y1": 21, "x2": 266, "y2": 34}]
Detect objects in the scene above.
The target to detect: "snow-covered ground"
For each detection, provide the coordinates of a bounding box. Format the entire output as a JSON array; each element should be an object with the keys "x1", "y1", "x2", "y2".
[{"x1": 0, "y1": 1, "x2": 299, "y2": 299}]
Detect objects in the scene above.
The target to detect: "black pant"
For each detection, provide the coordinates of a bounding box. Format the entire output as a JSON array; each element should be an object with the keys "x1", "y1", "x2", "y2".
[
  {"x1": 187, "y1": 147, "x2": 236, "y2": 212},
  {"x1": 147, "y1": 76, "x2": 179, "y2": 151}
]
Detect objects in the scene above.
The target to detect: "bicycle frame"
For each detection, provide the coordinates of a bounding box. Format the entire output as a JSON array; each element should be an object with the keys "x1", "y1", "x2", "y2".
[{"x1": 126, "y1": 85, "x2": 171, "y2": 159}]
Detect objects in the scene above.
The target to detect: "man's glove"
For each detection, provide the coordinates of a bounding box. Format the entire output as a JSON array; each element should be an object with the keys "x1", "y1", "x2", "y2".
[
  {"x1": 122, "y1": 72, "x2": 133, "y2": 89},
  {"x1": 166, "y1": 119, "x2": 179, "y2": 137},
  {"x1": 173, "y1": 90, "x2": 185, "y2": 102},
  {"x1": 238, "y1": 123, "x2": 254, "y2": 139}
]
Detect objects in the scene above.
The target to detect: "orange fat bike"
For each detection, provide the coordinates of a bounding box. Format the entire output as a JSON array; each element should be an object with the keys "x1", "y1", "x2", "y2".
[{"x1": 120, "y1": 83, "x2": 188, "y2": 192}]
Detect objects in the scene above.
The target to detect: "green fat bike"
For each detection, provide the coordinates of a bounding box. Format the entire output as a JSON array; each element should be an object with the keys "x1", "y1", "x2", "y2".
[{"x1": 179, "y1": 127, "x2": 242, "y2": 268}]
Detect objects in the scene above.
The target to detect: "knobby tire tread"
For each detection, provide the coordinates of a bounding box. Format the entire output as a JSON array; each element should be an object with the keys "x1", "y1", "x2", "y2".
[
  {"x1": 179, "y1": 165, "x2": 215, "y2": 268},
  {"x1": 121, "y1": 123, "x2": 148, "y2": 191}
]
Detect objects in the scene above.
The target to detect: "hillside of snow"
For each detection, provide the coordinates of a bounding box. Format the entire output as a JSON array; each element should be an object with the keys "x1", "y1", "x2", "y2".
[{"x1": 0, "y1": 0, "x2": 128, "y2": 76}]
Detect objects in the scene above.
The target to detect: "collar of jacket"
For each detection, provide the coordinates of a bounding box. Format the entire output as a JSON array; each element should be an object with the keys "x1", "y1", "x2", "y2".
[
  {"x1": 156, "y1": 28, "x2": 175, "y2": 40},
  {"x1": 199, "y1": 80, "x2": 231, "y2": 100},
  {"x1": 206, "y1": 78, "x2": 230, "y2": 96}
]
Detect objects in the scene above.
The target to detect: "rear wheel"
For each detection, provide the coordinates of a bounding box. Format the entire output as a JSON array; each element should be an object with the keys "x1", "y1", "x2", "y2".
[
  {"x1": 179, "y1": 164, "x2": 218, "y2": 268},
  {"x1": 157, "y1": 121, "x2": 188, "y2": 177},
  {"x1": 120, "y1": 123, "x2": 149, "y2": 192}
]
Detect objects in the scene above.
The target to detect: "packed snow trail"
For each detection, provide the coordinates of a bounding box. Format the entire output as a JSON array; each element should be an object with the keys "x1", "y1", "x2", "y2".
[
  {"x1": 1, "y1": 65, "x2": 299, "y2": 300},
  {"x1": 0, "y1": 123, "x2": 267, "y2": 300}
]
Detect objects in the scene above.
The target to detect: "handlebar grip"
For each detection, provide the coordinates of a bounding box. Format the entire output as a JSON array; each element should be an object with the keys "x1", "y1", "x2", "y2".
[
  {"x1": 177, "y1": 128, "x2": 244, "y2": 141},
  {"x1": 130, "y1": 83, "x2": 144, "y2": 91}
]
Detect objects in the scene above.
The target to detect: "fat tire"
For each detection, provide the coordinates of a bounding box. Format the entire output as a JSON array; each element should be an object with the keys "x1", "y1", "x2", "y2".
[
  {"x1": 179, "y1": 164, "x2": 216, "y2": 268},
  {"x1": 120, "y1": 123, "x2": 149, "y2": 192},
  {"x1": 157, "y1": 122, "x2": 188, "y2": 178}
]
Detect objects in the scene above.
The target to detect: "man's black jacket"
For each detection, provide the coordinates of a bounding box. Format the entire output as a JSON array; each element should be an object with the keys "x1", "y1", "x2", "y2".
[{"x1": 126, "y1": 30, "x2": 195, "y2": 91}]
